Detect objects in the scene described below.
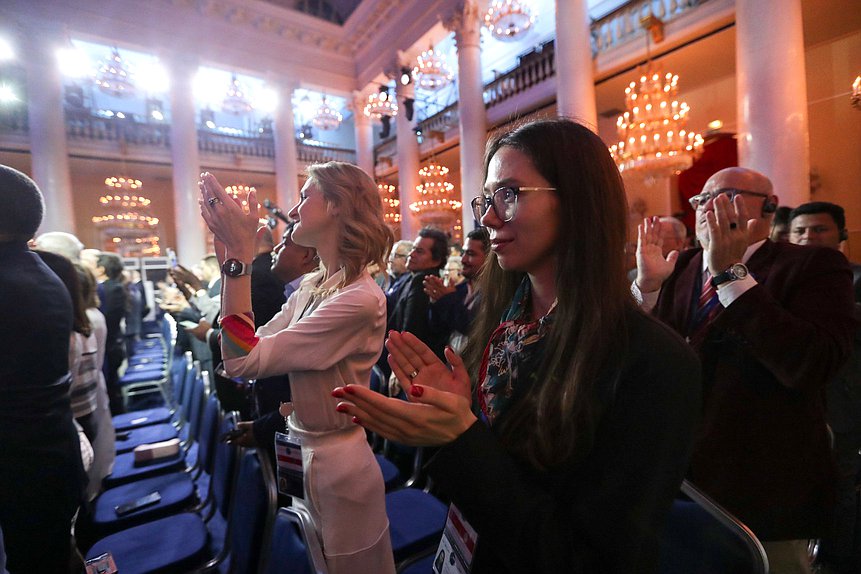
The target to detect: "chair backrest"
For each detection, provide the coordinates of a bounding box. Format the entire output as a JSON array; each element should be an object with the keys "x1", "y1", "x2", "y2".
[
  {"x1": 211, "y1": 411, "x2": 240, "y2": 519},
  {"x1": 227, "y1": 449, "x2": 277, "y2": 574},
  {"x1": 658, "y1": 480, "x2": 769, "y2": 574},
  {"x1": 179, "y1": 358, "x2": 199, "y2": 422},
  {"x1": 262, "y1": 507, "x2": 328, "y2": 574},
  {"x1": 188, "y1": 370, "x2": 209, "y2": 442},
  {"x1": 197, "y1": 393, "x2": 221, "y2": 475},
  {"x1": 169, "y1": 352, "x2": 189, "y2": 403}
]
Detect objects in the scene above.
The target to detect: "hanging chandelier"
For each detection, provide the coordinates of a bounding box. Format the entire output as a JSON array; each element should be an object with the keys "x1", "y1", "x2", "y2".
[
  {"x1": 410, "y1": 163, "x2": 461, "y2": 225},
  {"x1": 364, "y1": 88, "x2": 398, "y2": 119},
  {"x1": 222, "y1": 74, "x2": 253, "y2": 115},
  {"x1": 99, "y1": 192, "x2": 150, "y2": 209},
  {"x1": 412, "y1": 47, "x2": 453, "y2": 91},
  {"x1": 484, "y1": 0, "x2": 536, "y2": 42},
  {"x1": 378, "y1": 183, "x2": 401, "y2": 232},
  {"x1": 609, "y1": 65, "x2": 704, "y2": 176},
  {"x1": 95, "y1": 47, "x2": 136, "y2": 98},
  {"x1": 312, "y1": 97, "x2": 343, "y2": 130},
  {"x1": 104, "y1": 176, "x2": 143, "y2": 193}
]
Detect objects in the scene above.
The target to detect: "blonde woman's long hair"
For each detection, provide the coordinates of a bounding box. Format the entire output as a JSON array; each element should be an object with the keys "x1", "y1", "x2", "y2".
[{"x1": 307, "y1": 161, "x2": 393, "y2": 286}]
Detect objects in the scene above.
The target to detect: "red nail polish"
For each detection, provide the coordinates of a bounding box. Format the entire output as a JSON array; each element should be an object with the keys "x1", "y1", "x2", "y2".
[
  {"x1": 331, "y1": 388, "x2": 344, "y2": 398},
  {"x1": 410, "y1": 385, "x2": 424, "y2": 398},
  {"x1": 335, "y1": 404, "x2": 348, "y2": 413},
  {"x1": 344, "y1": 386, "x2": 356, "y2": 394},
  {"x1": 352, "y1": 416, "x2": 361, "y2": 425}
]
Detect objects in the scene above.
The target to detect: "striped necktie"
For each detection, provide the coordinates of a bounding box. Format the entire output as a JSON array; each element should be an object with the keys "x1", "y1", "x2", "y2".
[{"x1": 690, "y1": 271, "x2": 721, "y2": 334}]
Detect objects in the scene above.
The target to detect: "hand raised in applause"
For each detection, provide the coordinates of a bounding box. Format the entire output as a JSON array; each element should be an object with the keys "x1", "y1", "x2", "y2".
[
  {"x1": 332, "y1": 331, "x2": 476, "y2": 446},
  {"x1": 198, "y1": 172, "x2": 258, "y2": 264},
  {"x1": 636, "y1": 216, "x2": 680, "y2": 293},
  {"x1": 703, "y1": 193, "x2": 754, "y2": 277},
  {"x1": 423, "y1": 275, "x2": 455, "y2": 303}
]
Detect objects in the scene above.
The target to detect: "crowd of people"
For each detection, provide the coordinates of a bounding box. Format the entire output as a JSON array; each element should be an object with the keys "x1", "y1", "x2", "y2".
[{"x1": 1, "y1": 116, "x2": 860, "y2": 574}]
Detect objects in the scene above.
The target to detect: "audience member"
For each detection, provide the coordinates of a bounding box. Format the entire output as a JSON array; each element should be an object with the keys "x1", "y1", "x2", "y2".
[
  {"x1": 200, "y1": 161, "x2": 396, "y2": 574},
  {"x1": 95, "y1": 252, "x2": 129, "y2": 414},
  {"x1": 386, "y1": 239, "x2": 413, "y2": 287},
  {"x1": 425, "y1": 227, "x2": 490, "y2": 351},
  {"x1": 228, "y1": 220, "x2": 320, "y2": 459},
  {"x1": 789, "y1": 201, "x2": 861, "y2": 574},
  {"x1": 0, "y1": 165, "x2": 85, "y2": 573},
  {"x1": 335, "y1": 119, "x2": 701, "y2": 573},
  {"x1": 790, "y1": 201, "x2": 861, "y2": 301},
  {"x1": 32, "y1": 230, "x2": 84, "y2": 261},
  {"x1": 123, "y1": 269, "x2": 146, "y2": 356},
  {"x1": 251, "y1": 227, "x2": 287, "y2": 328},
  {"x1": 627, "y1": 216, "x2": 687, "y2": 282},
  {"x1": 770, "y1": 205, "x2": 794, "y2": 243},
  {"x1": 382, "y1": 227, "x2": 450, "y2": 387},
  {"x1": 634, "y1": 167, "x2": 855, "y2": 573}
]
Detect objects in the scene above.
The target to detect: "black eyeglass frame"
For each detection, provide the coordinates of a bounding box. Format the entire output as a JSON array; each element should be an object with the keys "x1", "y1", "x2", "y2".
[
  {"x1": 470, "y1": 186, "x2": 557, "y2": 223},
  {"x1": 688, "y1": 187, "x2": 769, "y2": 209}
]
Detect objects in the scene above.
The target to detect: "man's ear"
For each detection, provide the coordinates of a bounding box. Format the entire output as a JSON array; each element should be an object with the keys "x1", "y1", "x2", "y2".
[{"x1": 762, "y1": 194, "x2": 779, "y2": 216}]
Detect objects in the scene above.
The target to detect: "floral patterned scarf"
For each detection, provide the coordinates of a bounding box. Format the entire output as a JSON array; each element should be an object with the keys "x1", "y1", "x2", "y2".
[{"x1": 477, "y1": 277, "x2": 557, "y2": 427}]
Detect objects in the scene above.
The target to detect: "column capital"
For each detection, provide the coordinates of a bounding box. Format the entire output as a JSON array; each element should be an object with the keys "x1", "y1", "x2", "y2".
[
  {"x1": 349, "y1": 90, "x2": 371, "y2": 122},
  {"x1": 444, "y1": 0, "x2": 483, "y2": 49}
]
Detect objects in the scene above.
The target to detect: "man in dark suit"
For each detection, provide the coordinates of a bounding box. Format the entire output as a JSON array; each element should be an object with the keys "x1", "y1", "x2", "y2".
[
  {"x1": 96, "y1": 251, "x2": 129, "y2": 414},
  {"x1": 789, "y1": 201, "x2": 861, "y2": 574},
  {"x1": 0, "y1": 165, "x2": 85, "y2": 572},
  {"x1": 380, "y1": 227, "x2": 449, "y2": 385},
  {"x1": 634, "y1": 167, "x2": 856, "y2": 572}
]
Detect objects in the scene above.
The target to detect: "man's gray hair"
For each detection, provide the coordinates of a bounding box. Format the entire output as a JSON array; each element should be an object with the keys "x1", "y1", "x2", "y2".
[{"x1": 33, "y1": 232, "x2": 84, "y2": 261}]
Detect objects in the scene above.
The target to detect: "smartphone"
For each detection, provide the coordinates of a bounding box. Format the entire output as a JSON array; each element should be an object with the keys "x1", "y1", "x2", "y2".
[
  {"x1": 219, "y1": 428, "x2": 245, "y2": 443},
  {"x1": 166, "y1": 248, "x2": 178, "y2": 269},
  {"x1": 114, "y1": 491, "x2": 161, "y2": 516},
  {"x1": 85, "y1": 552, "x2": 118, "y2": 574}
]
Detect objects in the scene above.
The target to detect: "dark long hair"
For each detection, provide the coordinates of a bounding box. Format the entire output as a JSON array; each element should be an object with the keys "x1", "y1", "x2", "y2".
[
  {"x1": 35, "y1": 250, "x2": 92, "y2": 337},
  {"x1": 464, "y1": 118, "x2": 631, "y2": 470}
]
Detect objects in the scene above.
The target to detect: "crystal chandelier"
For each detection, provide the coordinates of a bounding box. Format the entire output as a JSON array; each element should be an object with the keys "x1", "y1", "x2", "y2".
[
  {"x1": 364, "y1": 88, "x2": 398, "y2": 119},
  {"x1": 225, "y1": 185, "x2": 255, "y2": 208},
  {"x1": 222, "y1": 74, "x2": 253, "y2": 115},
  {"x1": 378, "y1": 183, "x2": 401, "y2": 233},
  {"x1": 410, "y1": 163, "x2": 462, "y2": 229},
  {"x1": 412, "y1": 47, "x2": 453, "y2": 91},
  {"x1": 484, "y1": 0, "x2": 536, "y2": 42},
  {"x1": 95, "y1": 47, "x2": 136, "y2": 98},
  {"x1": 312, "y1": 97, "x2": 343, "y2": 130},
  {"x1": 852, "y1": 76, "x2": 860, "y2": 110},
  {"x1": 609, "y1": 66, "x2": 704, "y2": 176},
  {"x1": 104, "y1": 176, "x2": 143, "y2": 192}
]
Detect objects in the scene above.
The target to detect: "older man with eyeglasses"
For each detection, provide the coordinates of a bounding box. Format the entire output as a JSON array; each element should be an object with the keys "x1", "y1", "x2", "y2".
[{"x1": 632, "y1": 166, "x2": 856, "y2": 574}]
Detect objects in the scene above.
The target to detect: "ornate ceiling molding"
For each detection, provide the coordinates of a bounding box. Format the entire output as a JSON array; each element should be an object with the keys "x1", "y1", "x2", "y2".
[{"x1": 164, "y1": 0, "x2": 354, "y2": 56}]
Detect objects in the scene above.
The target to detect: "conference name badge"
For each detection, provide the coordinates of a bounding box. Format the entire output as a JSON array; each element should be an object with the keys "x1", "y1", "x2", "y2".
[
  {"x1": 433, "y1": 504, "x2": 478, "y2": 574},
  {"x1": 274, "y1": 431, "x2": 304, "y2": 499}
]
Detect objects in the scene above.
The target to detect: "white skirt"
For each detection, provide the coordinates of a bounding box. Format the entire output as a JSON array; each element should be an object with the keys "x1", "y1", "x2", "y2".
[{"x1": 289, "y1": 417, "x2": 395, "y2": 574}]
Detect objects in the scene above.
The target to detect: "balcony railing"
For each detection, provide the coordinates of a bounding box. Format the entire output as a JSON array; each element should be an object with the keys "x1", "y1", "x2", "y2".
[
  {"x1": 0, "y1": 107, "x2": 355, "y2": 165},
  {"x1": 591, "y1": 0, "x2": 712, "y2": 54},
  {"x1": 483, "y1": 40, "x2": 556, "y2": 109}
]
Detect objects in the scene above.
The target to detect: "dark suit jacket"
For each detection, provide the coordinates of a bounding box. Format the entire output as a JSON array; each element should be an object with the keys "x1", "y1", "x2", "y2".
[
  {"x1": 99, "y1": 278, "x2": 127, "y2": 352},
  {"x1": 251, "y1": 253, "x2": 285, "y2": 328},
  {"x1": 428, "y1": 281, "x2": 471, "y2": 337},
  {"x1": 652, "y1": 240, "x2": 856, "y2": 540},
  {"x1": 388, "y1": 269, "x2": 449, "y2": 361}
]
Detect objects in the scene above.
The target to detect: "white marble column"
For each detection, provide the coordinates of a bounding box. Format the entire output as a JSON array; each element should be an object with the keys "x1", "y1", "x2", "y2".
[
  {"x1": 24, "y1": 28, "x2": 76, "y2": 235},
  {"x1": 736, "y1": 0, "x2": 810, "y2": 206},
  {"x1": 395, "y1": 78, "x2": 420, "y2": 240},
  {"x1": 555, "y1": 0, "x2": 598, "y2": 129},
  {"x1": 352, "y1": 90, "x2": 375, "y2": 177},
  {"x1": 167, "y1": 56, "x2": 206, "y2": 266},
  {"x1": 446, "y1": 0, "x2": 487, "y2": 234},
  {"x1": 273, "y1": 80, "x2": 301, "y2": 210}
]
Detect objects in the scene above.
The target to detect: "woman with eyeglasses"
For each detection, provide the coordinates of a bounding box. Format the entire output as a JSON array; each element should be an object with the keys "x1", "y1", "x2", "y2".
[
  {"x1": 333, "y1": 118, "x2": 702, "y2": 573},
  {"x1": 199, "y1": 162, "x2": 396, "y2": 574}
]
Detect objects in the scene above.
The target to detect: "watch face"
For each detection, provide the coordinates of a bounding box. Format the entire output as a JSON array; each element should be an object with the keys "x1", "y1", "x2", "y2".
[
  {"x1": 731, "y1": 263, "x2": 749, "y2": 280},
  {"x1": 222, "y1": 259, "x2": 244, "y2": 277}
]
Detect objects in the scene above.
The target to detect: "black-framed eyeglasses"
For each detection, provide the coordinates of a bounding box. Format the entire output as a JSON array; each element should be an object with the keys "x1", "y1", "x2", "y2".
[
  {"x1": 688, "y1": 187, "x2": 769, "y2": 209},
  {"x1": 471, "y1": 186, "x2": 557, "y2": 223}
]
